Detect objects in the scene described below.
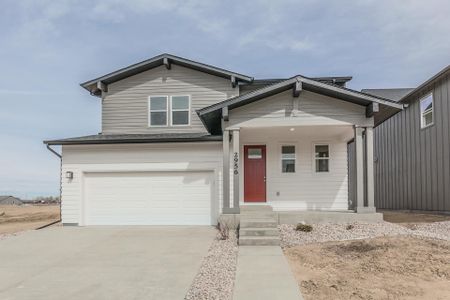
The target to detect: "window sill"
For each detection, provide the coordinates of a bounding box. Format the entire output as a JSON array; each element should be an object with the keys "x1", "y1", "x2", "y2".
[{"x1": 420, "y1": 122, "x2": 435, "y2": 130}]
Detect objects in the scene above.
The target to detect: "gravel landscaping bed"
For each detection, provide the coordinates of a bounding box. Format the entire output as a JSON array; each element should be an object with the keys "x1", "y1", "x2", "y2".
[
  {"x1": 185, "y1": 231, "x2": 238, "y2": 300},
  {"x1": 407, "y1": 221, "x2": 450, "y2": 241},
  {"x1": 279, "y1": 221, "x2": 450, "y2": 248}
]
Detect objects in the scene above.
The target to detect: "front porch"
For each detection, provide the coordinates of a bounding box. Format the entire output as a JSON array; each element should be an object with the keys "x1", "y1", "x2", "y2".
[
  {"x1": 219, "y1": 208, "x2": 383, "y2": 229},
  {"x1": 220, "y1": 125, "x2": 379, "y2": 222},
  {"x1": 195, "y1": 75, "x2": 402, "y2": 226}
]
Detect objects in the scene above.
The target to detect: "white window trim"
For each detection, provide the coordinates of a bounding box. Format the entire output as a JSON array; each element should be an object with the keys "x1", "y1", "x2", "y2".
[
  {"x1": 420, "y1": 93, "x2": 434, "y2": 129},
  {"x1": 280, "y1": 144, "x2": 296, "y2": 174},
  {"x1": 148, "y1": 95, "x2": 169, "y2": 127},
  {"x1": 170, "y1": 95, "x2": 191, "y2": 126},
  {"x1": 313, "y1": 143, "x2": 330, "y2": 173}
]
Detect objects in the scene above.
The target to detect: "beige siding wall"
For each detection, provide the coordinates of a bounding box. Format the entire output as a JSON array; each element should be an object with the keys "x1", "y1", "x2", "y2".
[
  {"x1": 227, "y1": 90, "x2": 374, "y2": 129},
  {"x1": 102, "y1": 65, "x2": 239, "y2": 134},
  {"x1": 61, "y1": 143, "x2": 223, "y2": 224}
]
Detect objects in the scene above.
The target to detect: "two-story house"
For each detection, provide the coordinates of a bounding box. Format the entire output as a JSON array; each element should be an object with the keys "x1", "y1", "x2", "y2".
[
  {"x1": 44, "y1": 54, "x2": 402, "y2": 226},
  {"x1": 364, "y1": 65, "x2": 450, "y2": 213}
]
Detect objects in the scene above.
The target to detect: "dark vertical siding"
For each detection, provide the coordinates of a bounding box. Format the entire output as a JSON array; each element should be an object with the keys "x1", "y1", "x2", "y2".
[
  {"x1": 347, "y1": 141, "x2": 356, "y2": 210},
  {"x1": 374, "y1": 75, "x2": 450, "y2": 212}
]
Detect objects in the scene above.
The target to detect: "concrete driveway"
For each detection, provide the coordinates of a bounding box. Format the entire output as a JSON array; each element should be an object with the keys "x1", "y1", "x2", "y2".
[{"x1": 0, "y1": 226, "x2": 216, "y2": 300}]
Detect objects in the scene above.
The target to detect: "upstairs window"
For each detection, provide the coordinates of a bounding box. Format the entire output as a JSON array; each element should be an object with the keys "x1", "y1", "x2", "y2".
[
  {"x1": 315, "y1": 145, "x2": 329, "y2": 172},
  {"x1": 171, "y1": 96, "x2": 190, "y2": 126},
  {"x1": 420, "y1": 93, "x2": 434, "y2": 128},
  {"x1": 149, "y1": 96, "x2": 168, "y2": 126},
  {"x1": 281, "y1": 146, "x2": 295, "y2": 173}
]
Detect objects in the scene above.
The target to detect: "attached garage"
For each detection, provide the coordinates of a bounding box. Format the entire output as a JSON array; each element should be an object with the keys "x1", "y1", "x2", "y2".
[
  {"x1": 83, "y1": 171, "x2": 214, "y2": 225},
  {"x1": 58, "y1": 142, "x2": 222, "y2": 226}
]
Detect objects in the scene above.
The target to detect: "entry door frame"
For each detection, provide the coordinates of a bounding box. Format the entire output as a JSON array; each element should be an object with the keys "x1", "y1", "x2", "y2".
[{"x1": 243, "y1": 144, "x2": 267, "y2": 203}]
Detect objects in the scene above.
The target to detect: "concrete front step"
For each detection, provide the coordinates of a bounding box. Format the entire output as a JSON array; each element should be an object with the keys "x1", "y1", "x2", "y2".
[
  {"x1": 240, "y1": 212, "x2": 277, "y2": 218},
  {"x1": 240, "y1": 219, "x2": 278, "y2": 228},
  {"x1": 240, "y1": 227, "x2": 279, "y2": 236},
  {"x1": 240, "y1": 205, "x2": 273, "y2": 212},
  {"x1": 239, "y1": 236, "x2": 280, "y2": 246}
]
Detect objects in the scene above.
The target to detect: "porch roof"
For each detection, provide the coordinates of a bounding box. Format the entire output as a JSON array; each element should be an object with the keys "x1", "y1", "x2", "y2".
[{"x1": 197, "y1": 76, "x2": 404, "y2": 134}]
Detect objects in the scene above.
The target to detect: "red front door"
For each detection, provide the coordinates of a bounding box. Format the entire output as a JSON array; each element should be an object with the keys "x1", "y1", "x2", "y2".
[{"x1": 244, "y1": 145, "x2": 266, "y2": 202}]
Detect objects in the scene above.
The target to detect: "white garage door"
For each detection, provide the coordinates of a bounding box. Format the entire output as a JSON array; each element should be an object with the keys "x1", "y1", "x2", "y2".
[{"x1": 84, "y1": 171, "x2": 213, "y2": 225}]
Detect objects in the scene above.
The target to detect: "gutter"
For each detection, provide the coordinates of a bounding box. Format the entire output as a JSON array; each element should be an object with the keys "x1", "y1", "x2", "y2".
[
  {"x1": 45, "y1": 144, "x2": 62, "y2": 225},
  {"x1": 44, "y1": 136, "x2": 223, "y2": 146},
  {"x1": 46, "y1": 144, "x2": 61, "y2": 158}
]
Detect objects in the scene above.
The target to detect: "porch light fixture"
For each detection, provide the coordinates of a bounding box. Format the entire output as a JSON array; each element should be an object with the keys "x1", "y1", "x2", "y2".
[
  {"x1": 65, "y1": 171, "x2": 73, "y2": 179},
  {"x1": 289, "y1": 127, "x2": 295, "y2": 131}
]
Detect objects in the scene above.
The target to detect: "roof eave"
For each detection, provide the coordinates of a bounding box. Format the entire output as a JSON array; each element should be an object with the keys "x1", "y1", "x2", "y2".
[
  {"x1": 399, "y1": 65, "x2": 450, "y2": 103},
  {"x1": 198, "y1": 76, "x2": 403, "y2": 117},
  {"x1": 43, "y1": 136, "x2": 223, "y2": 146},
  {"x1": 80, "y1": 53, "x2": 253, "y2": 95},
  {"x1": 197, "y1": 76, "x2": 403, "y2": 134}
]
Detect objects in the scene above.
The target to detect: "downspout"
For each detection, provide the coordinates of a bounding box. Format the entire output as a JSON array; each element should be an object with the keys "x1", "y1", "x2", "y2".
[{"x1": 43, "y1": 144, "x2": 62, "y2": 227}]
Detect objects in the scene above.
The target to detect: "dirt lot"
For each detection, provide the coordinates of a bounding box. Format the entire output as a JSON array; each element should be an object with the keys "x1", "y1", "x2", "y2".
[
  {"x1": 285, "y1": 236, "x2": 450, "y2": 300},
  {"x1": 0, "y1": 205, "x2": 60, "y2": 235},
  {"x1": 382, "y1": 210, "x2": 450, "y2": 224}
]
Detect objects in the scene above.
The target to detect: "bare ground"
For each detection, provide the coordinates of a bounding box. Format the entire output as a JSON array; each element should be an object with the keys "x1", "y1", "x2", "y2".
[
  {"x1": 0, "y1": 205, "x2": 60, "y2": 235},
  {"x1": 382, "y1": 210, "x2": 450, "y2": 224},
  {"x1": 285, "y1": 236, "x2": 450, "y2": 300}
]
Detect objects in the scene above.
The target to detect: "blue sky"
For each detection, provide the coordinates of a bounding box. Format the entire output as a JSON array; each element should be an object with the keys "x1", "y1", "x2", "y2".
[{"x1": 0, "y1": 0, "x2": 449, "y2": 199}]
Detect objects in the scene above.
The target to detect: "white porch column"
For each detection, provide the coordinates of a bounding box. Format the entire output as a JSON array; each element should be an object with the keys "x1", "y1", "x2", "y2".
[
  {"x1": 355, "y1": 126, "x2": 365, "y2": 213},
  {"x1": 231, "y1": 129, "x2": 240, "y2": 213},
  {"x1": 222, "y1": 130, "x2": 231, "y2": 213},
  {"x1": 364, "y1": 126, "x2": 376, "y2": 212}
]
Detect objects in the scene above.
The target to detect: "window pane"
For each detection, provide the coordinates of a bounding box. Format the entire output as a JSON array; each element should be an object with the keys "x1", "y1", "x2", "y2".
[
  {"x1": 420, "y1": 94, "x2": 433, "y2": 127},
  {"x1": 282, "y1": 146, "x2": 295, "y2": 160},
  {"x1": 150, "y1": 97, "x2": 167, "y2": 110},
  {"x1": 420, "y1": 94, "x2": 433, "y2": 112},
  {"x1": 282, "y1": 159, "x2": 295, "y2": 173},
  {"x1": 172, "y1": 111, "x2": 189, "y2": 125},
  {"x1": 248, "y1": 148, "x2": 262, "y2": 159},
  {"x1": 316, "y1": 159, "x2": 329, "y2": 172},
  {"x1": 315, "y1": 145, "x2": 329, "y2": 158},
  {"x1": 423, "y1": 111, "x2": 433, "y2": 126},
  {"x1": 150, "y1": 112, "x2": 167, "y2": 125},
  {"x1": 172, "y1": 96, "x2": 189, "y2": 110}
]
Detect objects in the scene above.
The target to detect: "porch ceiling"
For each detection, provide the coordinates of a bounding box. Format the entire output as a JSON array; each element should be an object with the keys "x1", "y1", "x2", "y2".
[{"x1": 240, "y1": 125, "x2": 354, "y2": 142}]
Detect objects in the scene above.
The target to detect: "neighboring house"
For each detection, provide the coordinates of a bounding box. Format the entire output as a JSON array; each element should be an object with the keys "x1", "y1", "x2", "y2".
[
  {"x1": 0, "y1": 196, "x2": 23, "y2": 205},
  {"x1": 364, "y1": 66, "x2": 450, "y2": 213},
  {"x1": 44, "y1": 53, "x2": 402, "y2": 226}
]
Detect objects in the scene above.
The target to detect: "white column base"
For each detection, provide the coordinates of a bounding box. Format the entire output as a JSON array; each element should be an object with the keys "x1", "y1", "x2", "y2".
[{"x1": 356, "y1": 207, "x2": 376, "y2": 213}]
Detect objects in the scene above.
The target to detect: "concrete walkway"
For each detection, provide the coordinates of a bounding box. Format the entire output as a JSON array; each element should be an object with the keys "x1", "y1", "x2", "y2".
[{"x1": 233, "y1": 246, "x2": 303, "y2": 300}]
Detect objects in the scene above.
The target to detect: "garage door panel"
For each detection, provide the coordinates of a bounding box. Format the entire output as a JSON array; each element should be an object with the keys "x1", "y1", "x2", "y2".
[{"x1": 84, "y1": 171, "x2": 213, "y2": 225}]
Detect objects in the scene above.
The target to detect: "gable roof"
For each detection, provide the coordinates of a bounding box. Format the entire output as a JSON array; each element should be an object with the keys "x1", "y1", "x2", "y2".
[
  {"x1": 0, "y1": 195, "x2": 21, "y2": 201},
  {"x1": 399, "y1": 65, "x2": 450, "y2": 103},
  {"x1": 240, "y1": 76, "x2": 353, "y2": 95},
  {"x1": 361, "y1": 88, "x2": 415, "y2": 102},
  {"x1": 197, "y1": 75, "x2": 403, "y2": 134},
  {"x1": 81, "y1": 53, "x2": 253, "y2": 96}
]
